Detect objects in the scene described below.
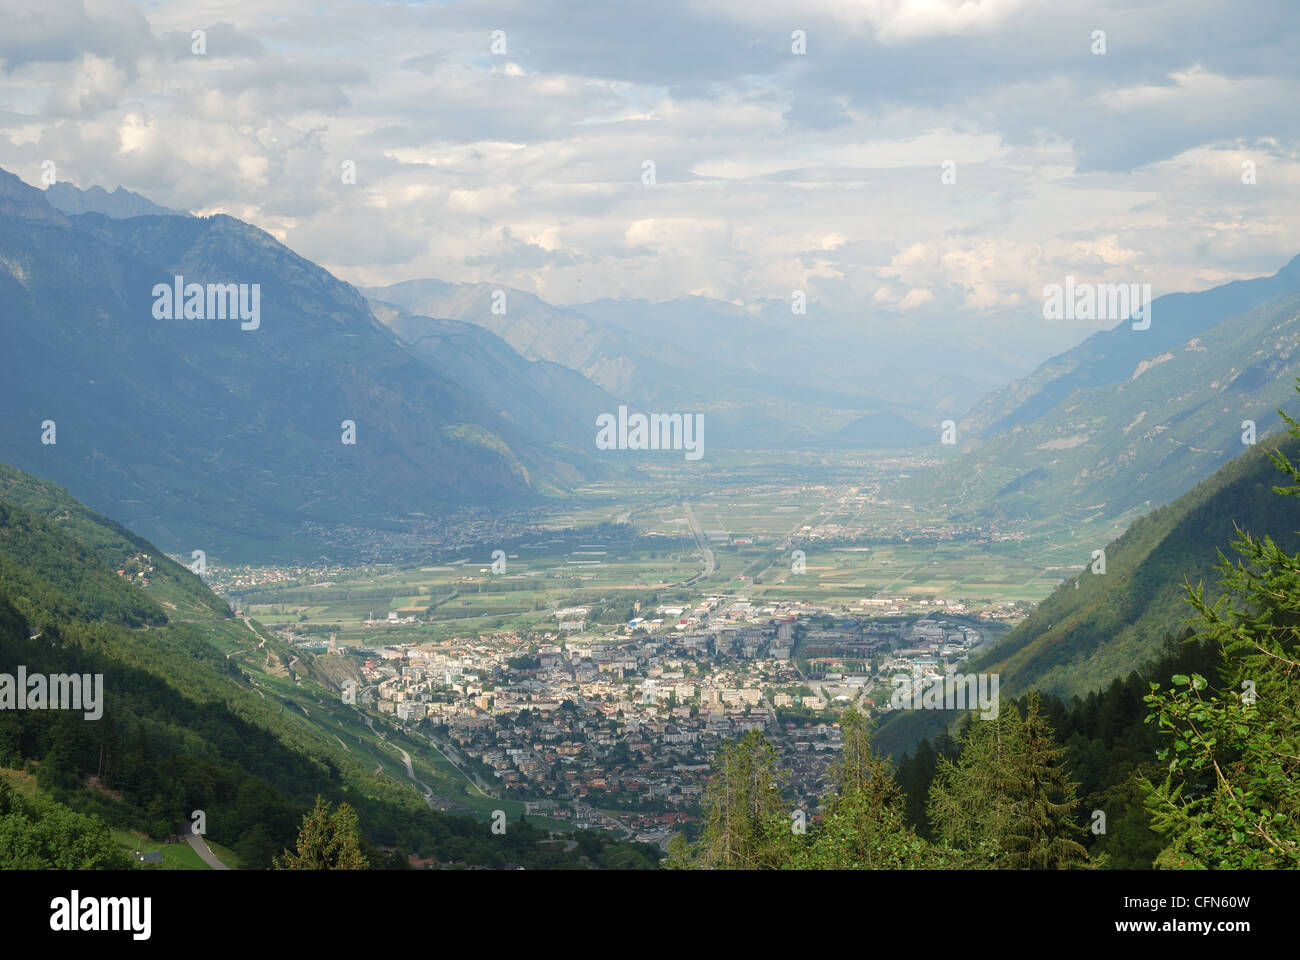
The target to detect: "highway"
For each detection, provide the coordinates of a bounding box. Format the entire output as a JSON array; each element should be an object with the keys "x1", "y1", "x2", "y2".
[{"x1": 677, "y1": 500, "x2": 715, "y2": 587}]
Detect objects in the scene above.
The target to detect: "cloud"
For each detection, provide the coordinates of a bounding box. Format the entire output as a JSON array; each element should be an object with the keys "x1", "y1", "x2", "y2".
[
  {"x1": 0, "y1": 0, "x2": 153, "y2": 70},
  {"x1": 0, "y1": 0, "x2": 1295, "y2": 375}
]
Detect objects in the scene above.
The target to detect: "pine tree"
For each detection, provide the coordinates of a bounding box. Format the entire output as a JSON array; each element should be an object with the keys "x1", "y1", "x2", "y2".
[
  {"x1": 273, "y1": 795, "x2": 369, "y2": 870},
  {"x1": 929, "y1": 696, "x2": 1088, "y2": 868},
  {"x1": 796, "y1": 708, "x2": 967, "y2": 869},
  {"x1": 1002, "y1": 693, "x2": 1089, "y2": 869},
  {"x1": 896, "y1": 737, "x2": 939, "y2": 836},
  {"x1": 667, "y1": 728, "x2": 787, "y2": 869},
  {"x1": 928, "y1": 703, "x2": 1021, "y2": 864}
]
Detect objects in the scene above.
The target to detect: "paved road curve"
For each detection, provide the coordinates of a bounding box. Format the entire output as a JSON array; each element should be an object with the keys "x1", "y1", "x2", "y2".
[{"x1": 186, "y1": 832, "x2": 231, "y2": 870}]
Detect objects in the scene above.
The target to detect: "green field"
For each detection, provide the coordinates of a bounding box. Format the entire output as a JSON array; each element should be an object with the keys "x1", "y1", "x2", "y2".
[
  {"x1": 109, "y1": 829, "x2": 244, "y2": 870},
  {"x1": 225, "y1": 468, "x2": 1083, "y2": 645}
]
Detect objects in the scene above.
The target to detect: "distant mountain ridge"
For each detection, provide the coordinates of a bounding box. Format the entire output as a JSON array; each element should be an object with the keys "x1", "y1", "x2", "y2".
[
  {"x1": 45, "y1": 181, "x2": 190, "y2": 219},
  {"x1": 365, "y1": 278, "x2": 724, "y2": 407},
  {"x1": 0, "y1": 167, "x2": 608, "y2": 560},
  {"x1": 366, "y1": 280, "x2": 940, "y2": 448},
  {"x1": 964, "y1": 255, "x2": 1300, "y2": 440},
  {"x1": 368, "y1": 299, "x2": 618, "y2": 448},
  {"x1": 906, "y1": 260, "x2": 1300, "y2": 537}
]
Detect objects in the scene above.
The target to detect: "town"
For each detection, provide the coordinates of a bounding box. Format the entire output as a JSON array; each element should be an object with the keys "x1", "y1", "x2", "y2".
[{"x1": 272, "y1": 592, "x2": 1003, "y2": 848}]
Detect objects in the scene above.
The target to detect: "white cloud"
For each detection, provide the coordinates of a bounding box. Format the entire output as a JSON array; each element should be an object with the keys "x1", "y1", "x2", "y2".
[{"x1": 0, "y1": 0, "x2": 1295, "y2": 374}]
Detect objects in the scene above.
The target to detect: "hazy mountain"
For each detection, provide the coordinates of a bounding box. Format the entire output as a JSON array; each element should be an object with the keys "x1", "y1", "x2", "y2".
[
  {"x1": 963, "y1": 255, "x2": 1300, "y2": 440},
  {"x1": 365, "y1": 278, "x2": 696, "y2": 406},
  {"x1": 875, "y1": 429, "x2": 1300, "y2": 757},
  {"x1": 827, "y1": 412, "x2": 932, "y2": 448},
  {"x1": 45, "y1": 181, "x2": 190, "y2": 219},
  {"x1": 0, "y1": 168, "x2": 599, "y2": 560},
  {"x1": 368, "y1": 300, "x2": 618, "y2": 448},
  {"x1": 572, "y1": 294, "x2": 1005, "y2": 415},
  {"x1": 366, "y1": 280, "x2": 941, "y2": 448},
  {"x1": 908, "y1": 273, "x2": 1300, "y2": 534}
]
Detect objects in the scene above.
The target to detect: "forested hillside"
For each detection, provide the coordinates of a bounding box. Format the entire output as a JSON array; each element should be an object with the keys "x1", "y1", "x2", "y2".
[
  {"x1": 875, "y1": 428, "x2": 1300, "y2": 759},
  {"x1": 0, "y1": 461, "x2": 656, "y2": 870}
]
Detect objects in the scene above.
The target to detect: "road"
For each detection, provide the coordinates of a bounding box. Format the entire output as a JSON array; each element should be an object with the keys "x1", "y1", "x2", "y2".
[
  {"x1": 537, "y1": 838, "x2": 579, "y2": 852},
  {"x1": 424, "y1": 732, "x2": 497, "y2": 797},
  {"x1": 353, "y1": 708, "x2": 440, "y2": 807},
  {"x1": 678, "y1": 500, "x2": 716, "y2": 587},
  {"x1": 395, "y1": 745, "x2": 436, "y2": 807},
  {"x1": 186, "y1": 833, "x2": 230, "y2": 870}
]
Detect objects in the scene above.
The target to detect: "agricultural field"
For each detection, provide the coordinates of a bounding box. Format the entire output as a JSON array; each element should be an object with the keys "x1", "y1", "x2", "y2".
[{"x1": 225, "y1": 466, "x2": 1081, "y2": 645}]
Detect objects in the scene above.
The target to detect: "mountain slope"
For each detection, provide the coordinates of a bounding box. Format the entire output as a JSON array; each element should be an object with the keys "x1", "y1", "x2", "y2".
[
  {"x1": 874, "y1": 428, "x2": 1300, "y2": 757},
  {"x1": 0, "y1": 462, "x2": 407, "y2": 863},
  {"x1": 368, "y1": 300, "x2": 617, "y2": 451},
  {"x1": 963, "y1": 255, "x2": 1300, "y2": 440},
  {"x1": 365, "y1": 278, "x2": 695, "y2": 407},
  {"x1": 910, "y1": 288, "x2": 1300, "y2": 535},
  {"x1": 0, "y1": 168, "x2": 594, "y2": 559}
]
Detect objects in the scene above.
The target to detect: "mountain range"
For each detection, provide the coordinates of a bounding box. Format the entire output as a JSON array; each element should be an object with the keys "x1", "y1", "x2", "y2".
[
  {"x1": 0, "y1": 169, "x2": 616, "y2": 560},
  {"x1": 366, "y1": 279, "x2": 954, "y2": 448},
  {"x1": 905, "y1": 258, "x2": 1300, "y2": 542}
]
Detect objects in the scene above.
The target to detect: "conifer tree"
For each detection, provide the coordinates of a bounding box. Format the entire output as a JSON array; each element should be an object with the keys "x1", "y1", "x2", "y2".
[
  {"x1": 1002, "y1": 693, "x2": 1089, "y2": 869},
  {"x1": 667, "y1": 728, "x2": 787, "y2": 869},
  {"x1": 273, "y1": 795, "x2": 369, "y2": 870},
  {"x1": 929, "y1": 696, "x2": 1088, "y2": 868},
  {"x1": 795, "y1": 708, "x2": 967, "y2": 869},
  {"x1": 896, "y1": 737, "x2": 940, "y2": 836},
  {"x1": 928, "y1": 702, "x2": 1021, "y2": 863},
  {"x1": 1143, "y1": 400, "x2": 1300, "y2": 868}
]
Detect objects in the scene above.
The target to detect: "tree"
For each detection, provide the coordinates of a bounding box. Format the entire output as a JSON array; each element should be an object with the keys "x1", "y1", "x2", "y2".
[
  {"x1": 273, "y1": 796, "x2": 369, "y2": 870},
  {"x1": 1142, "y1": 404, "x2": 1300, "y2": 869},
  {"x1": 895, "y1": 737, "x2": 940, "y2": 836},
  {"x1": 0, "y1": 778, "x2": 131, "y2": 869},
  {"x1": 928, "y1": 705, "x2": 1021, "y2": 863},
  {"x1": 794, "y1": 708, "x2": 967, "y2": 869},
  {"x1": 929, "y1": 695, "x2": 1088, "y2": 869},
  {"x1": 1003, "y1": 693, "x2": 1090, "y2": 869},
  {"x1": 667, "y1": 729, "x2": 787, "y2": 869}
]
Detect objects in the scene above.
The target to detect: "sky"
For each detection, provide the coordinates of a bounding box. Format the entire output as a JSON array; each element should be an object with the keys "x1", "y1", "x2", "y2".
[{"x1": 1, "y1": 0, "x2": 1298, "y2": 368}]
